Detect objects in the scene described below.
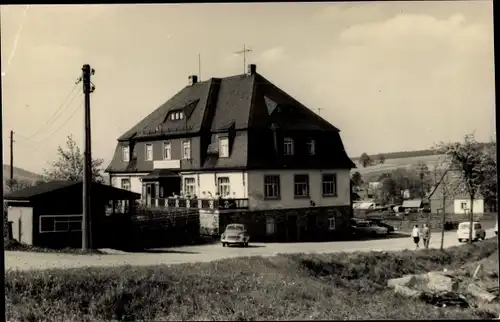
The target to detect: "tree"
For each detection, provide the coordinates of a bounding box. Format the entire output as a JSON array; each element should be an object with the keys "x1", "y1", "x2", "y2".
[
  {"x1": 378, "y1": 154, "x2": 386, "y2": 164},
  {"x1": 43, "y1": 135, "x2": 104, "y2": 183},
  {"x1": 434, "y1": 133, "x2": 496, "y2": 244},
  {"x1": 415, "y1": 161, "x2": 430, "y2": 198},
  {"x1": 359, "y1": 153, "x2": 372, "y2": 168},
  {"x1": 5, "y1": 178, "x2": 33, "y2": 192},
  {"x1": 351, "y1": 171, "x2": 363, "y2": 189}
]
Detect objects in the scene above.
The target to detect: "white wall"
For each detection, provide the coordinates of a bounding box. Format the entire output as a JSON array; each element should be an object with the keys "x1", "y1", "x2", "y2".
[
  {"x1": 454, "y1": 199, "x2": 484, "y2": 215},
  {"x1": 110, "y1": 173, "x2": 148, "y2": 195},
  {"x1": 180, "y1": 171, "x2": 248, "y2": 199},
  {"x1": 247, "y1": 169, "x2": 351, "y2": 210},
  {"x1": 8, "y1": 206, "x2": 33, "y2": 245}
]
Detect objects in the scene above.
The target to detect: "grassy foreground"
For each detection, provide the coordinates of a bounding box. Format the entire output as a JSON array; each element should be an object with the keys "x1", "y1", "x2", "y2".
[{"x1": 6, "y1": 239, "x2": 499, "y2": 321}]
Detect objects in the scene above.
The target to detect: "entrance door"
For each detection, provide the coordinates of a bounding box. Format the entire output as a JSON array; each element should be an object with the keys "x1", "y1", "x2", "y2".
[
  {"x1": 287, "y1": 215, "x2": 298, "y2": 242},
  {"x1": 146, "y1": 184, "x2": 152, "y2": 206}
]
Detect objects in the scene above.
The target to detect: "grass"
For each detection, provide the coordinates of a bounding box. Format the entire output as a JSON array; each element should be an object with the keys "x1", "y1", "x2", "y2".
[
  {"x1": 4, "y1": 239, "x2": 104, "y2": 255},
  {"x1": 5, "y1": 238, "x2": 499, "y2": 321}
]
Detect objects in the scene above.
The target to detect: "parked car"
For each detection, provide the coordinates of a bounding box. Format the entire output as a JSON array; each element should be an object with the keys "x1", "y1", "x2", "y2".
[
  {"x1": 221, "y1": 223, "x2": 250, "y2": 247},
  {"x1": 457, "y1": 221, "x2": 486, "y2": 243},
  {"x1": 369, "y1": 219, "x2": 395, "y2": 233},
  {"x1": 350, "y1": 219, "x2": 389, "y2": 236},
  {"x1": 495, "y1": 221, "x2": 498, "y2": 236}
]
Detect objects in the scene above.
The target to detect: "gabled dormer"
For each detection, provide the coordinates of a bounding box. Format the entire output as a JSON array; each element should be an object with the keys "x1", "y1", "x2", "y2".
[{"x1": 206, "y1": 122, "x2": 236, "y2": 158}]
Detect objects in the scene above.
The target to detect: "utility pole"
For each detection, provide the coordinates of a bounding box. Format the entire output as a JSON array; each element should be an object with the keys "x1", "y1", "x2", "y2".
[
  {"x1": 9, "y1": 130, "x2": 14, "y2": 190},
  {"x1": 440, "y1": 177, "x2": 446, "y2": 250},
  {"x1": 198, "y1": 53, "x2": 201, "y2": 81},
  {"x1": 317, "y1": 108, "x2": 323, "y2": 116},
  {"x1": 81, "y1": 64, "x2": 95, "y2": 251},
  {"x1": 234, "y1": 44, "x2": 252, "y2": 74}
]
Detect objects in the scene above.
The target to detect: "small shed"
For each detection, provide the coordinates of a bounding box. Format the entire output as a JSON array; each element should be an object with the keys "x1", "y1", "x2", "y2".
[{"x1": 4, "y1": 180, "x2": 140, "y2": 249}]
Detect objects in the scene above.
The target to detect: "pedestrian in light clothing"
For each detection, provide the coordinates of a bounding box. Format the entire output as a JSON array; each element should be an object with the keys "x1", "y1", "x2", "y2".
[
  {"x1": 411, "y1": 224, "x2": 420, "y2": 248},
  {"x1": 421, "y1": 224, "x2": 431, "y2": 249}
]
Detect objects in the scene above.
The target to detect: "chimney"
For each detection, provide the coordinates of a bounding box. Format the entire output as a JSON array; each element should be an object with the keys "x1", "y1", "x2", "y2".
[
  {"x1": 247, "y1": 64, "x2": 256, "y2": 76},
  {"x1": 188, "y1": 75, "x2": 198, "y2": 86}
]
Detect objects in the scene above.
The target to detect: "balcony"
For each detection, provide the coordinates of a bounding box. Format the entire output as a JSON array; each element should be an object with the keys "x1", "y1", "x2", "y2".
[
  {"x1": 148, "y1": 197, "x2": 249, "y2": 210},
  {"x1": 153, "y1": 159, "x2": 181, "y2": 169}
]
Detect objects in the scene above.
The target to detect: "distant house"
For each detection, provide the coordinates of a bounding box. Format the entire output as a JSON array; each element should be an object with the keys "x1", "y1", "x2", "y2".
[{"x1": 428, "y1": 175, "x2": 485, "y2": 215}]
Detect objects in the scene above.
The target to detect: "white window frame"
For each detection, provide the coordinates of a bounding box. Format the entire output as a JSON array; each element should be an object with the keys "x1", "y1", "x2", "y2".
[
  {"x1": 264, "y1": 175, "x2": 280, "y2": 199},
  {"x1": 184, "y1": 177, "x2": 196, "y2": 196},
  {"x1": 461, "y1": 201, "x2": 467, "y2": 210},
  {"x1": 39, "y1": 215, "x2": 83, "y2": 233},
  {"x1": 163, "y1": 142, "x2": 171, "y2": 160},
  {"x1": 179, "y1": 112, "x2": 184, "y2": 120},
  {"x1": 182, "y1": 140, "x2": 191, "y2": 159},
  {"x1": 266, "y1": 217, "x2": 276, "y2": 235},
  {"x1": 328, "y1": 216, "x2": 336, "y2": 230},
  {"x1": 294, "y1": 174, "x2": 309, "y2": 197},
  {"x1": 145, "y1": 144, "x2": 153, "y2": 161},
  {"x1": 219, "y1": 137, "x2": 229, "y2": 158},
  {"x1": 284, "y1": 137, "x2": 294, "y2": 156},
  {"x1": 217, "y1": 177, "x2": 231, "y2": 197},
  {"x1": 121, "y1": 178, "x2": 131, "y2": 191},
  {"x1": 306, "y1": 139, "x2": 316, "y2": 155},
  {"x1": 171, "y1": 113, "x2": 176, "y2": 121},
  {"x1": 322, "y1": 173, "x2": 337, "y2": 197},
  {"x1": 122, "y1": 146, "x2": 130, "y2": 162}
]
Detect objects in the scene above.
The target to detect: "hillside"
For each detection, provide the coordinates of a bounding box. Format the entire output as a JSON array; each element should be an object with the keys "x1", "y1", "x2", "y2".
[{"x1": 2, "y1": 164, "x2": 43, "y2": 185}]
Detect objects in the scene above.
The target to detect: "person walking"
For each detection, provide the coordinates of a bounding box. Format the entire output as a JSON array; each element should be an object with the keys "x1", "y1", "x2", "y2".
[
  {"x1": 421, "y1": 223, "x2": 431, "y2": 249},
  {"x1": 411, "y1": 224, "x2": 421, "y2": 249}
]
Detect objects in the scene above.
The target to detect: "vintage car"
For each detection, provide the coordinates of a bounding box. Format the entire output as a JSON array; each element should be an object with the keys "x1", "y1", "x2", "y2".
[
  {"x1": 221, "y1": 223, "x2": 250, "y2": 247},
  {"x1": 350, "y1": 219, "x2": 389, "y2": 236},
  {"x1": 457, "y1": 221, "x2": 486, "y2": 242}
]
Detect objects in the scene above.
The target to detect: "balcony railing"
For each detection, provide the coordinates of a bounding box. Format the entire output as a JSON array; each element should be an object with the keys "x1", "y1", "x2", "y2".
[{"x1": 148, "y1": 197, "x2": 249, "y2": 210}]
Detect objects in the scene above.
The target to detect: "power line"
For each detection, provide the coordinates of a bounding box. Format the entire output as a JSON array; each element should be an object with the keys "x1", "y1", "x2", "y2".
[
  {"x1": 34, "y1": 100, "x2": 84, "y2": 143},
  {"x1": 25, "y1": 82, "x2": 80, "y2": 139}
]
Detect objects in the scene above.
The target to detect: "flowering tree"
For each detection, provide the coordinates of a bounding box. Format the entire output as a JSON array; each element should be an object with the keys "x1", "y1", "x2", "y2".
[{"x1": 434, "y1": 133, "x2": 497, "y2": 244}]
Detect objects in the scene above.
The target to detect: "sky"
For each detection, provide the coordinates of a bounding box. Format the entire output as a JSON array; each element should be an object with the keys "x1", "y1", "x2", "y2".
[{"x1": 0, "y1": 1, "x2": 495, "y2": 174}]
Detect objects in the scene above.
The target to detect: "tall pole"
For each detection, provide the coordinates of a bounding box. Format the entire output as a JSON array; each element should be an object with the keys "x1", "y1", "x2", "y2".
[
  {"x1": 440, "y1": 179, "x2": 446, "y2": 250},
  {"x1": 9, "y1": 130, "x2": 14, "y2": 189},
  {"x1": 81, "y1": 64, "x2": 95, "y2": 251},
  {"x1": 198, "y1": 53, "x2": 201, "y2": 81}
]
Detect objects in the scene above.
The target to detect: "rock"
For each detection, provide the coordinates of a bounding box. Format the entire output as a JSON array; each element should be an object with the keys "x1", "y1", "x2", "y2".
[
  {"x1": 394, "y1": 284, "x2": 423, "y2": 298},
  {"x1": 467, "y1": 283, "x2": 497, "y2": 303},
  {"x1": 478, "y1": 302, "x2": 500, "y2": 316},
  {"x1": 426, "y1": 271, "x2": 457, "y2": 292},
  {"x1": 388, "y1": 275, "x2": 418, "y2": 288}
]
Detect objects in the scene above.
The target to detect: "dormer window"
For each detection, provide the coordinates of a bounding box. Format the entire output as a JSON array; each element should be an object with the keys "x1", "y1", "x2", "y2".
[
  {"x1": 219, "y1": 137, "x2": 229, "y2": 158},
  {"x1": 306, "y1": 139, "x2": 316, "y2": 155},
  {"x1": 169, "y1": 110, "x2": 184, "y2": 121},
  {"x1": 122, "y1": 146, "x2": 130, "y2": 162},
  {"x1": 284, "y1": 137, "x2": 294, "y2": 156}
]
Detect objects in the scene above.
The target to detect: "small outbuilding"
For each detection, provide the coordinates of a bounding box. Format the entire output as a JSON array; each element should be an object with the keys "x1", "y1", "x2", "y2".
[{"x1": 4, "y1": 180, "x2": 140, "y2": 249}]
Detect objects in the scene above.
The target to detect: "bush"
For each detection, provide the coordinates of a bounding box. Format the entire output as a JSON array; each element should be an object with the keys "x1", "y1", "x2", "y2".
[{"x1": 5, "y1": 238, "x2": 497, "y2": 321}]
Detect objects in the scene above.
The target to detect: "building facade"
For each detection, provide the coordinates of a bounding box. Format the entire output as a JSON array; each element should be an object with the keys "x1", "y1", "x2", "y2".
[{"x1": 106, "y1": 65, "x2": 355, "y2": 241}]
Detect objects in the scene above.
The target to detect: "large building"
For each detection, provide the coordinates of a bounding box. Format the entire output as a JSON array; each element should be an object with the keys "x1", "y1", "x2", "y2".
[{"x1": 106, "y1": 64, "x2": 355, "y2": 241}]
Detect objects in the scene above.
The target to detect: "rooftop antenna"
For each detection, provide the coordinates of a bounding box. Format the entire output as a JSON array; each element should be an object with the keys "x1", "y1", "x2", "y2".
[{"x1": 234, "y1": 44, "x2": 252, "y2": 74}]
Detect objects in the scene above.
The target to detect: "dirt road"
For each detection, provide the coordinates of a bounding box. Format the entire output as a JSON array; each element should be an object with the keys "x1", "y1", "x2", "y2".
[{"x1": 5, "y1": 229, "x2": 495, "y2": 272}]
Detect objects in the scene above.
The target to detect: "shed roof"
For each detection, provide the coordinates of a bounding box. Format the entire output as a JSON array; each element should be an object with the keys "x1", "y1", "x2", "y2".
[
  {"x1": 402, "y1": 199, "x2": 423, "y2": 208},
  {"x1": 4, "y1": 181, "x2": 141, "y2": 201}
]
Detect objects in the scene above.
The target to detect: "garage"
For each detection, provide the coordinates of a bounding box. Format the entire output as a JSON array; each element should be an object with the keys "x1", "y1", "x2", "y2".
[{"x1": 4, "y1": 180, "x2": 140, "y2": 249}]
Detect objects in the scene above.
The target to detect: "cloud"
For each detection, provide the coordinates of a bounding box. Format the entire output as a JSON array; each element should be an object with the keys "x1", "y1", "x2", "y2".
[
  {"x1": 316, "y1": 3, "x2": 383, "y2": 23},
  {"x1": 257, "y1": 47, "x2": 286, "y2": 63}
]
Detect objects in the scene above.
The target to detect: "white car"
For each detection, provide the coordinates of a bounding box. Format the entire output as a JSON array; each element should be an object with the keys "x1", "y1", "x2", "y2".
[
  {"x1": 457, "y1": 221, "x2": 486, "y2": 242},
  {"x1": 221, "y1": 224, "x2": 250, "y2": 247},
  {"x1": 495, "y1": 221, "x2": 498, "y2": 236}
]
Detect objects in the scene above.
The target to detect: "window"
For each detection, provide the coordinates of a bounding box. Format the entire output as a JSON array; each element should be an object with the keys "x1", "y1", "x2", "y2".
[
  {"x1": 163, "y1": 142, "x2": 171, "y2": 160},
  {"x1": 219, "y1": 137, "x2": 229, "y2": 158},
  {"x1": 39, "y1": 215, "x2": 82, "y2": 233},
  {"x1": 322, "y1": 174, "x2": 337, "y2": 197},
  {"x1": 461, "y1": 202, "x2": 468, "y2": 210},
  {"x1": 217, "y1": 177, "x2": 230, "y2": 197},
  {"x1": 170, "y1": 111, "x2": 184, "y2": 120},
  {"x1": 294, "y1": 174, "x2": 309, "y2": 197},
  {"x1": 474, "y1": 223, "x2": 482, "y2": 230},
  {"x1": 306, "y1": 139, "x2": 316, "y2": 155},
  {"x1": 266, "y1": 217, "x2": 276, "y2": 235},
  {"x1": 284, "y1": 137, "x2": 294, "y2": 155},
  {"x1": 122, "y1": 146, "x2": 130, "y2": 162},
  {"x1": 121, "y1": 179, "x2": 130, "y2": 191},
  {"x1": 328, "y1": 216, "x2": 336, "y2": 230},
  {"x1": 184, "y1": 177, "x2": 196, "y2": 196},
  {"x1": 264, "y1": 175, "x2": 280, "y2": 199},
  {"x1": 182, "y1": 140, "x2": 191, "y2": 159},
  {"x1": 145, "y1": 144, "x2": 153, "y2": 161}
]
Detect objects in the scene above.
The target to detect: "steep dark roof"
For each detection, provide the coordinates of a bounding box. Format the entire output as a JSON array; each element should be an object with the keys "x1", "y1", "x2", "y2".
[{"x1": 4, "y1": 180, "x2": 140, "y2": 201}]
